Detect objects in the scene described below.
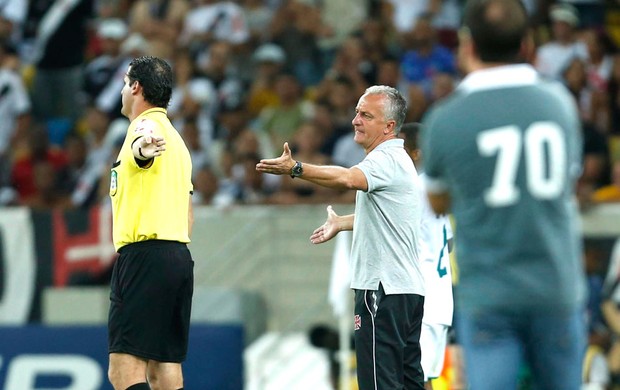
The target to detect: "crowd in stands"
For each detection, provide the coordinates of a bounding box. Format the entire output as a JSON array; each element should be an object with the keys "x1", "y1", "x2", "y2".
[
  {"x1": 2, "y1": 0, "x2": 620, "y2": 386},
  {"x1": 0, "y1": 0, "x2": 617, "y2": 211}
]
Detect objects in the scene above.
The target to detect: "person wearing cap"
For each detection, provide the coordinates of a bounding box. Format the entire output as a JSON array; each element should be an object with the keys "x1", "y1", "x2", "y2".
[
  {"x1": 535, "y1": 3, "x2": 588, "y2": 80},
  {"x1": 83, "y1": 18, "x2": 129, "y2": 105},
  {"x1": 247, "y1": 43, "x2": 286, "y2": 117}
]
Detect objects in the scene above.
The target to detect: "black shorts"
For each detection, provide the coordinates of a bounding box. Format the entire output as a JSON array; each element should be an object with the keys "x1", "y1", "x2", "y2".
[
  {"x1": 108, "y1": 240, "x2": 194, "y2": 362},
  {"x1": 354, "y1": 283, "x2": 425, "y2": 390}
]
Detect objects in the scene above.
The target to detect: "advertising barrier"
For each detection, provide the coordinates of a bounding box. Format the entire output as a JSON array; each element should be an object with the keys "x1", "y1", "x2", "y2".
[{"x1": 0, "y1": 325, "x2": 243, "y2": 389}]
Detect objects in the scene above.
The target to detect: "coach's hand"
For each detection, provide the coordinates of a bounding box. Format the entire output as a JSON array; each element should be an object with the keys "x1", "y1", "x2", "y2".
[
  {"x1": 256, "y1": 142, "x2": 296, "y2": 175},
  {"x1": 310, "y1": 205, "x2": 340, "y2": 244}
]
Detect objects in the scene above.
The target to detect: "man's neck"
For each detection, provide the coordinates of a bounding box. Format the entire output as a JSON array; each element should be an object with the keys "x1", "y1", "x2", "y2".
[{"x1": 128, "y1": 102, "x2": 156, "y2": 122}]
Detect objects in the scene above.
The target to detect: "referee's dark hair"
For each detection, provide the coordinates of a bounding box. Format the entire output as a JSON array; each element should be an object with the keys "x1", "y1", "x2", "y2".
[
  {"x1": 462, "y1": 0, "x2": 529, "y2": 63},
  {"x1": 127, "y1": 56, "x2": 173, "y2": 108},
  {"x1": 400, "y1": 122, "x2": 421, "y2": 153}
]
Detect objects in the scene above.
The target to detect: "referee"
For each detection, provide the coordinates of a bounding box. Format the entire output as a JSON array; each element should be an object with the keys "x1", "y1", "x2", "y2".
[{"x1": 107, "y1": 56, "x2": 194, "y2": 390}]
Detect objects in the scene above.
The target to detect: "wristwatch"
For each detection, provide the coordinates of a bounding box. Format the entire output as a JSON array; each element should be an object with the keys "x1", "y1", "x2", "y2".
[{"x1": 290, "y1": 161, "x2": 303, "y2": 178}]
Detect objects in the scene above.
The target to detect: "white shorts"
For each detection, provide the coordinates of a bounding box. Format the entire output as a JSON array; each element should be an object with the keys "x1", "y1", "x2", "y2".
[{"x1": 420, "y1": 322, "x2": 449, "y2": 380}]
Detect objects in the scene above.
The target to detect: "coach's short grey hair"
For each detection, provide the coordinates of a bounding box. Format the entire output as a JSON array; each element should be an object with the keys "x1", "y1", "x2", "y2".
[{"x1": 363, "y1": 85, "x2": 408, "y2": 134}]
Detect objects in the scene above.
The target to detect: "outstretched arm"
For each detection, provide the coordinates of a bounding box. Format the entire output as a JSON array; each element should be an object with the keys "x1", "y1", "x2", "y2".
[
  {"x1": 310, "y1": 205, "x2": 354, "y2": 244},
  {"x1": 256, "y1": 142, "x2": 368, "y2": 191}
]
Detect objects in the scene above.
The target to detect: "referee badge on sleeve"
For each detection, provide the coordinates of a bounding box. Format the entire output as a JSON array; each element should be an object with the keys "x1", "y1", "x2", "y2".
[{"x1": 110, "y1": 170, "x2": 118, "y2": 196}]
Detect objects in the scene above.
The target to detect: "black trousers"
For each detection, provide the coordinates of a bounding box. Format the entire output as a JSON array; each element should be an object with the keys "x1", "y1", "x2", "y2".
[{"x1": 354, "y1": 284, "x2": 425, "y2": 390}]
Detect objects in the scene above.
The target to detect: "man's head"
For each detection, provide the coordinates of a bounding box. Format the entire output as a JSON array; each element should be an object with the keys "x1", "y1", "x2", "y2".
[
  {"x1": 549, "y1": 3, "x2": 579, "y2": 43},
  {"x1": 352, "y1": 85, "x2": 407, "y2": 153},
  {"x1": 125, "y1": 56, "x2": 173, "y2": 109},
  {"x1": 97, "y1": 18, "x2": 127, "y2": 56},
  {"x1": 399, "y1": 122, "x2": 422, "y2": 167},
  {"x1": 460, "y1": 0, "x2": 529, "y2": 66}
]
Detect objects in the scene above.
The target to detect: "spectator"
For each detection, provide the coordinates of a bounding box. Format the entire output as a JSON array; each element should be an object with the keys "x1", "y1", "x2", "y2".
[
  {"x1": 129, "y1": 0, "x2": 189, "y2": 60},
  {"x1": 376, "y1": 55, "x2": 410, "y2": 99},
  {"x1": 562, "y1": 57, "x2": 595, "y2": 122},
  {"x1": 358, "y1": 17, "x2": 400, "y2": 66},
  {"x1": 192, "y1": 165, "x2": 221, "y2": 205},
  {"x1": 69, "y1": 106, "x2": 118, "y2": 208},
  {"x1": 196, "y1": 40, "x2": 245, "y2": 139},
  {"x1": 0, "y1": 42, "x2": 31, "y2": 189},
  {"x1": 383, "y1": 0, "x2": 437, "y2": 36},
  {"x1": 237, "y1": 152, "x2": 270, "y2": 204},
  {"x1": 180, "y1": 0, "x2": 249, "y2": 61},
  {"x1": 400, "y1": 13, "x2": 456, "y2": 98},
  {"x1": 56, "y1": 133, "x2": 91, "y2": 206},
  {"x1": 561, "y1": 57, "x2": 611, "y2": 205},
  {"x1": 11, "y1": 124, "x2": 68, "y2": 205},
  {"x1": 255, "y1": 71, "x2": 314, "y2": 152},
  {"x1": 601, "y1": 238, "x2": 620, "y2": 388},
  {"x1": 168, "y1": 48, "x2": 217, "y2": 151},
  {"x1": 318, "y1": 0, "x2": 366, "y2": 70},
  {"x1": 583, "y1": 28, "x2": 616, "y2": 133},
  {"x1": 607, "y1": 54, "x2": 620, "y2": 134},
  {"x1": 246, "y1": 43, "x2": 286, "y2": 118},
  {"x1": 240, "y1": 0, "x2": 275, "y2": 46},
  {"x1": 331, "y1": 129, "x2": 365, "y2": 169},
  {"x1": 22, "y1": 0, "x2": 94, "y2": 124},
  {"x1": 83, "y1": 18, "x2": 130, "y2": 116},
  {"x1": 315, "y1": 76, "x2": 359, "y2": 154},
  {"x1": 0, "y1": 0, "x2": 27, "y2": 47},
  {"x1": 270, "y1": 0, "x2": 327, "y2": 87},
  {"x1": 268, "y1": 121, "x2": 336, "y2": 205},
  {"x1": 591, "y1": 160, "x2": 620, "y2": 203},
  {"x1": 179, "y1": 117, "x2": 211, "y2": 178},
  {"x1": 322, "y1": 35, "x2": 374, "y2": 96},
  {"x1": 535, "y1": 3, "x2": 588, "y2": 80},
  {"x1": 23, "y1": 159, "x2": 71, "y2": 209}
]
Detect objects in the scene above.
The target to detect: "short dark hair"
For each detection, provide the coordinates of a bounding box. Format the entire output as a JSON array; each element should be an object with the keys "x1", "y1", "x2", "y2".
[
  {"x1": 400, "y1": 122, "x2": 421, "y2": 152},
  {"x1": 127, "y1": 56, "x2": 173, "y2": 108},
  {"x1": 462, "y1": 0, "x2": 529, "y2": 63}
]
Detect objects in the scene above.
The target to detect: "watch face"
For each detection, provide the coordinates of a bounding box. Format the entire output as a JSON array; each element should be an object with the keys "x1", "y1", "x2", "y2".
[{"x1": 292, "y1": 162, "x2": 303, "y2": 177}]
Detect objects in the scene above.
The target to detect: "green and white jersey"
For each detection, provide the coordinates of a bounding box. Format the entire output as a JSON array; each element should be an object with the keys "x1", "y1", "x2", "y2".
[{"x1": 421, "y1": 64, "x2": 586, "y2": 314}]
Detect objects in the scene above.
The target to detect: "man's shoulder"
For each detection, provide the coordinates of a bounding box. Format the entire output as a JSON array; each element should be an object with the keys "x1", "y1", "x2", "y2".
[
  {"x1": 133, "y1": 109, "x2": 169, "y2": 134},
  {"x1": 134, "y1": 117, "x2": 157, "y2": 134}
]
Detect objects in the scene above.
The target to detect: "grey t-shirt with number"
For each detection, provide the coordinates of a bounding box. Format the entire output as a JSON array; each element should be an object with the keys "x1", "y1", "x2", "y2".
[{"x1": 422, "y1": 64, "x2": 586, "y2": 314}]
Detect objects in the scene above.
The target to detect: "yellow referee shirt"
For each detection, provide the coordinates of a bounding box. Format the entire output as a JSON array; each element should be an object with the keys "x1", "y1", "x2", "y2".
[{"x1": 109, "y1": 108, "x2": 193, "y2": 251}]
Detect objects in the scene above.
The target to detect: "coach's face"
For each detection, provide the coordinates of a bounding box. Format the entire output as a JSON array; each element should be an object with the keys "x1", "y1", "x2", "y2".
[{"x1": 352, "y1": 93, "x2": 394, "y2": 153}]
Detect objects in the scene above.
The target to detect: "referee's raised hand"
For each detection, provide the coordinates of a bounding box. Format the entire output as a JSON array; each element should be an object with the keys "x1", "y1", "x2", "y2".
[{"x1": 135, "y1": 135, "x2": 166, "y2": 160}]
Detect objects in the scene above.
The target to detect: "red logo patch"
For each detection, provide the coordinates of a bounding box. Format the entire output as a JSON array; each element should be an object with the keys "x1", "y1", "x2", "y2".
[{"x1": 354, "y1": 315, "x2": 361, "y2": 331}]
